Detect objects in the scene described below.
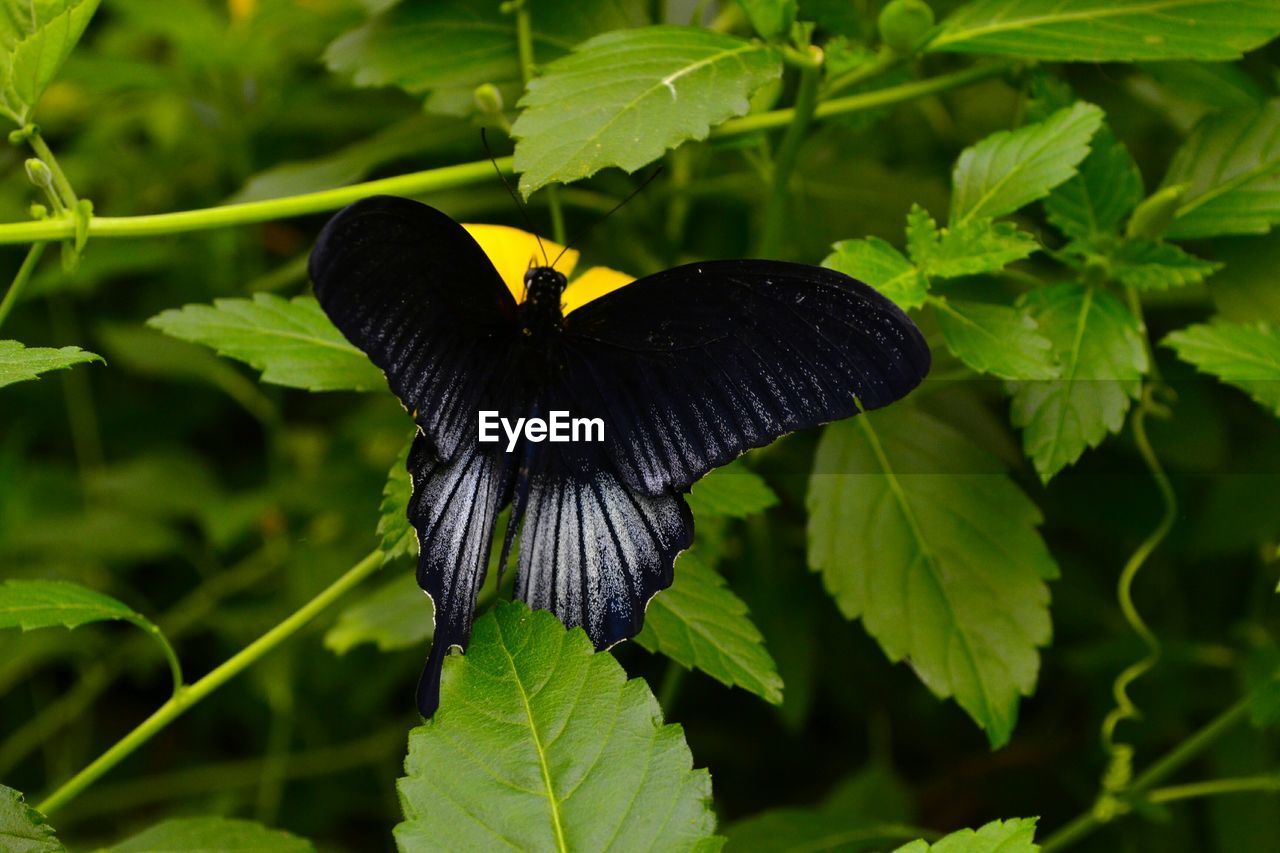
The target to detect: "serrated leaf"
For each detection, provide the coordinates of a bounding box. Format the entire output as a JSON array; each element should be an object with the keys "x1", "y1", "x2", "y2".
[
  {"x1": 823, "y1": 238, "x2": 928, "y2": 311},
  {"x1": 635, "y1": 552, "x2": 783, "y2": 704},
  {"x1": 325, "y1": 573, "x2": 432, "y2": 656},
  {"x1": 807, "y1": 408, "x2": 1056, "y2": 747},
  {"x1": 894, "y1": 817, "x2": 1039, "y2": 853},
  {"x1": 325, "y1": 0, "x2": 647, "y2": 101},
  {"x1": 1164, "y1": 320, "x2": 1280, "y2": 417},
  {"x1": 1045, "y1": 125, "x2": 1144, "y2": 241},
  {"x1": 0, "y1": 0, "x2": 102, "y2": 125},
  {"x1": 1010, "y1": 283, "x2": 1148, "y2": 482},
  {"x1": 105, "y1": 817, "x2": 315, "y2": 852},
  {"x1": 0, "y1": 579, "x2": 143, "y2": 632},
  {"x1": 952, "y1": 103, "x2": 1103, "y2": 224},
  {"x1": 1164, "y1": 100, "x2": 1280, "y2": 239},
  {"x1": 687, "y1": 460, "x2": 778, "y2": 519},
  {"x1": 512, "y1": 26, "x2": 780, "y2": 195},
  {"x1": 0, "y1": 340, "x2": 101, "y2": 388},
  {"x1": 954, "y1": 113, "x2": 1099, "y2": 222},
  {"x1": 738, "y1": 0, "x2": 797, "y2": 40},
  {"x1": 0, "y1": 785, "x2": 63, "y2": 853},
  {"x1": 379, "y1": 439, "x2": 416, "y2": 562},
  {"x1": 1111, "y1": 239, "x2": 1221, "y2": 290},
  {"x1": 907, "y1": 209, "x2": 1038, "y2": 277},
  {"x1": 395, "y1": 601, "x2": 718, "y2": 851},
  {"x1": 930, "y1": 0, "x2": 1280, "y2": 62},
  {"x1": 147, "y1": 294, "x2": 385, "y2": 392},
  {"x1": 933, "y1": 297, "x2": 1057, "y2": 380}
]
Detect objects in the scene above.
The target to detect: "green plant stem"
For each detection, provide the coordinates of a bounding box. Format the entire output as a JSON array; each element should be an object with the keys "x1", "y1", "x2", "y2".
[
  {"x1": 1040, "y1": 699, "x2": 1252, "y2": 852},
  {"x1": 25, "y1": 129, "x2": 79, "y2": 210},
  {"x1": 1147, "y1": 775, "x2": 1280, "y2": 804},
  {"x1": 0, "y1": 65, "x2": 1011, "y2": 247},
  {"x1": 36, "y1": 549, "x2": 383, "y2": 816},
  {"x1": 759, "y1": 58, "x2": 821, "y2": 257},
  {"x1": 130, "y1": 618, "x2": 184, "y2": 695},
  {"x1": 657, "y1": 660, "x2": 686, "y2": 711},
  {"x1": 0, "y1": 241, "x2": 46, "y2": 330},
  {"x1": 822, "y1": 48, "x2": 898, "y2": 98},
  {"x1": 513, "y1": 0, "x2": 567, "y2": 244}
]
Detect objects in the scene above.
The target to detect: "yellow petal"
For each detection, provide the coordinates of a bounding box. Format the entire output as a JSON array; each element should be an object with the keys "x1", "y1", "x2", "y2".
[
  {"x1": 563, "y1": 265, "x2": 636, "y2": 315},
  {"x1": 462, "y1": 224, "x2": 578, "y2": 301}
]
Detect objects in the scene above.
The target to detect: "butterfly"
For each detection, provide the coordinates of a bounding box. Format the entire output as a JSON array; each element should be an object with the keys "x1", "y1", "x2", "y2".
[{"x1": 309, "y1": 195, "x2": 930, "y2": 717}]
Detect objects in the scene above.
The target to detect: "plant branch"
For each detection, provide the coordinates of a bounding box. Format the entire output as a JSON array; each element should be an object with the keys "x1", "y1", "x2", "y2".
[
  {"x1": 759, "y1": 54, "x2": 821, "y2": 257},
  {"x1": 1147, "y1": 775, "x2": 1280, "y2": 804},
  {"x1": 0, "y1": 241, "x2": 46, "y2": 330},
  {"x1": 0, "y1": 64, "x2": 1012, "y2": 247},
  {"x1": 36, "y1": 549, "x2": 383, "y2": 815}
]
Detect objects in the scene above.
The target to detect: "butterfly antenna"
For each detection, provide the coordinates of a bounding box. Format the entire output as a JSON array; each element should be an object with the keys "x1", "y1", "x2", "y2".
[
  {"x1": 551, "y1": 166, "x2": 664, "y2": 269},
  {"x1": 481, "y1": 127, "x2": 549, "y2": 266}
]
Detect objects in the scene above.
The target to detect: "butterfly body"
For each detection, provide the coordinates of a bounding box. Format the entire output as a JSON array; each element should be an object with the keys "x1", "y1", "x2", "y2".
[{"x1": 310, "y1": 195, "x2": 930, "y2": 717}]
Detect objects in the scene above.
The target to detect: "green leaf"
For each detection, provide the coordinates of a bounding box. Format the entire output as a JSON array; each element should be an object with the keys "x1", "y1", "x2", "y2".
[
  {"x1": 1009, "y1": 283, "x2": 1148, "y2": 482},
  {"x1": 1163, "y1": 100, "x2": 1280, "y2": 239},
  {"x1": 738, "y1": 0, "x2": 797, "y2": 40},
  {"x1": 379, "y1": 439, "x2": 417, "y2": 563},
  {"x1": 1110, "y1": 239, "x2": 1221, "y2": 290},
  {"x1": 930, "y1": 0, "x2": 1280, "y2": 62},
  {"x1": 1164, "y1": 320, "x2": 1280, "y2": 417},
  {"x1": 147, "y1": 294, "x2": 386, "y2": 392},
  {"x1": 1244, "y1": 645, "x2": 1280, "y2": 728},
  {"x1": 894, "y1": 817, "x2": 1039, "y2": 853},
  {"x1": 0, "y1": 340, "x2": 101, "y2": 388},
  {"x1": 512, "y1": 26, "x2": 781, "y2": 195},
  {"x1": 396, "y1": 601, "x2": 718, "y2": 851},
  {"x1": 952, "y1": 103, "x2": 1103, "y2": 224},
  {"x1": 105, "y1": 817, "x2": 315, "y2": 852},
  {"x1": 325, "y1": 573, "x2": 432, "y2": 655},
  {"x1": 906, "y1": 208, "x2": 1038, "y2": 278},
  {"x1": 635, "y1": 552, "x2": 783, "y2": 704},
  {"x1": 687, "y1": 460, "x2": 778, "y2": 519},
  {"x1": 1044, "y1": 126, "x2": 1144, "y2": 241},
  {"x1": 325, "y1": 0, "x2": 647, "y2": 102},
  {"x1": 0, "y1": 0, "x2": 102, "y2": 125},
  {"x1": 0, "y1": 785, "x2": 63, "y2": 853},
  {"x1": 932, "y1": 297, "x2": 1057, "y2": 380},
  {"x1": 823, "y1": 238, "x2": 928, "y2": 311},
  {"x1": 807, "y1": 407, "x2": 1056, "y2": 747},
  {"x1": 0, "y1": 579, "x2": 142, "y2": 631}
]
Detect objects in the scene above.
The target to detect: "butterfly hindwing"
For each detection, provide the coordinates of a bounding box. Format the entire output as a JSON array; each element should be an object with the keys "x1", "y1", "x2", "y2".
[
  {"x1": 309, "y1": 195, "x2": 519, "y2": 460},
  {"x1": 561, "y1": 259, "x2": 931, "y2": 495}
]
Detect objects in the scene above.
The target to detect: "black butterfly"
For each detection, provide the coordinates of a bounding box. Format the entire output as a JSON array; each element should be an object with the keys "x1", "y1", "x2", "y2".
[{"x1": 310, "y1": 196, "x2": 930, "y2": 717}]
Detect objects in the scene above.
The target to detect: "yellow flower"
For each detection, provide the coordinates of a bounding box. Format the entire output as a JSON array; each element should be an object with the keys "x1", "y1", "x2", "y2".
[{"x1": 462, "y1": 224, "x2": 634, "y2": 316}]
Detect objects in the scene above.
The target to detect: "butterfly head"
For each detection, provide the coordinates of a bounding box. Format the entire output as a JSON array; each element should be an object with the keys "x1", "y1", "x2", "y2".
[{"x1": 522, "y1": 265, "x2": 568, "y2": 306}]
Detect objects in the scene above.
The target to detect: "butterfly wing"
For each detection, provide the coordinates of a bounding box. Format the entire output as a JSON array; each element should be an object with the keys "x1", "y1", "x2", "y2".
[
  {"x1": 310, "y1": 196, "x2": 522, "y2": 716},
  {"x1": 560, "y1": 259, "x2": 930, "y2": 495},
  {"x1": 507, "y1": 259, "x2": 929, "y2": 652},
  {"x1": 309, "y1": 195, "x2": 520, "y2": 461}
]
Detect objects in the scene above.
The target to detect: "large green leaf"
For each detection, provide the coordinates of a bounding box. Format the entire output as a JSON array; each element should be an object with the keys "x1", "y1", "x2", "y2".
[
  {"x1": 0, "y1": 579, "x2": 145, "y2": 632},
  {"x1": 951, "y1": 103, "x2": 1103, "y2": 224},
  {"x1": 1044, "y1": 126, "x2": 1144, "y2": 241},
  {"x1": 906, "y1": 209, "x2": 1038, "y2": 278},
  {"x1": 894, "y1": 817, "x2": 1039, "y2": 853},
  {"x1": 686, "y1": 460, "x2": 778, "y2": 520},
  {"x1": 105, "y1": 817, "x2": 314, "y2": 852},
  {"x1": 932, "y1": 297, "x2": 1057, "y2": 380},
  {"x1": 512, "y1": 26, "x2": 780, "y2": 195},
  {"x1": 635, "y1": 552, "x2": 783, "y2": 704},
  {"x1": 148, "y1": 295, "x2": 386, "y2": 392},
  {"x1": 0, "y1": 340, "x2": 101, "y2": 388},
  {"x1": 930, "y1": 0, "x2": 1280, "y2": 62},
  {"x1": 1009, "y1": 283, "x2": 1148, "y2": 482},
  {"x1": 325, "y1": 0, "x2": 647, "y2": 100},
  {"x1": 379, "y1": 439, "x2": 417, "y2": 563},
  {"x1": 396, "y1": 601, "x2": 718, "y2": 851},
  {"x1": 1164, "y1": 320, "x2": 1280, "y2": 417},
  {"x1": 0, "y1": 0, "x2": 102, "y2": 125},
  {"x1": 807, "y1": 407, "x2": 1056, "y2": 747},
  {"x1": 823, "y1": 238, "x2": 928, "y2": 311},
  {"x1": 1164, "y1": 100, "x2": 1280, "y2": 239},
  {"x1": 0, "y1": 785, "x2": 62, "y2": 853},
  {"x1": 1110, "y1": 239, "x2": 1221, "y2": 290}
]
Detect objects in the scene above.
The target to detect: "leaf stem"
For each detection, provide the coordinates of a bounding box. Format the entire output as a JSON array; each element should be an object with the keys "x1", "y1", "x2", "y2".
[
  {"x1": 0, "y1": 64, "x2": 1012, "y2": 247},
  {"x1": 513, "y1": 0, "x2": 566, "y2": 241},
  {"x1": 36, "y1": 549, "x2": 383, "y2": 815},
  {"x1": 657, "y1": 659, "x2": 687, "y2": 711},
  {"x1": 0, "y1": 241, "x2": 46, "y2": 330},
  {"x1": 759, "y1": 55, "x2": 821, "y2": 257},
  {"x1": 25, "y1": 129, "x2": 79, "y2": 210},
  {"x1": 128, "y1": 617, "x2": 184, "y2": 696},
  {"x1": 822, "y1": 48, "x2": 898, "y2": 98},
  {"x1": 1146, "y1": 775, "x2": 1280, "y2": 804}
]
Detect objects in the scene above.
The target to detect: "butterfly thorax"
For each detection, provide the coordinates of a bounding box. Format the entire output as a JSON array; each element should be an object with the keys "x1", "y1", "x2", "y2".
[{"x1": 518, "y1": 266, "x2": 567, "y2": 340}]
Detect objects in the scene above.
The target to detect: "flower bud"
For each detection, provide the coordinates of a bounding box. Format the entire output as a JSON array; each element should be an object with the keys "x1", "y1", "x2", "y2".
[
  {"x1": 878, "y1": 0, "x2": 935, "y2": 55},
  {"x1": 473, "y1": 83, "x2": 505, "y2": 117},
  {"x1": 24, "y1": 157, "x2": 53, "y2": 189}
]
